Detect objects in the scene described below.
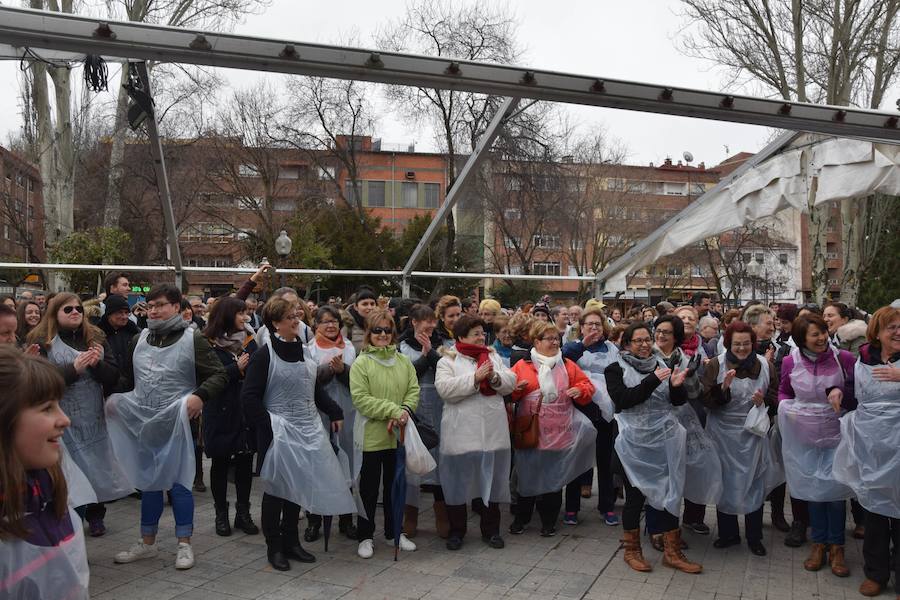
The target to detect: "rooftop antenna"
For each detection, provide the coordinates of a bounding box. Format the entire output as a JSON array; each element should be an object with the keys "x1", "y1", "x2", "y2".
[{"x1": 682, "y1": 151, "x2": 694, "y2": 164}]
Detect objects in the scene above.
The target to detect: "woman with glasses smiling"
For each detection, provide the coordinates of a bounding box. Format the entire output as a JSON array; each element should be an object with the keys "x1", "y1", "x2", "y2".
[
  {"x1": 702, "y1": 321, "x2": 778, "y2": 557},
  {"x1": 509, "y1": 320, "x2": 596, "y2": 537},
  {"x1": 604, "y1": 322, "x2": 702, "y2": 574},
  {"x1": 350, "y1": 308, "x2": 420, "y2": 559},
  {"x1": 28, "y1": 292, "x2": 131, "y2": 537}
]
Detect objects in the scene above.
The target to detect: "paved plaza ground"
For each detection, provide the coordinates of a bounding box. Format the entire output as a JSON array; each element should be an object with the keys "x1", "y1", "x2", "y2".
[{"x1": 84, "y1": 461, "x2": 878, "y2": 600}]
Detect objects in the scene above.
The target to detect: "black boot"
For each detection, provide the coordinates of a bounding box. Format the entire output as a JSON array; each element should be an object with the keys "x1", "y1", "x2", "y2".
[
  {"x1": 283, "y1": 539, "x2": 316, "y2": 563},
  {"x1": 234, "y1": 503, "x2": 259, "y2": 535},
  {"x1": 304, "y1": 513, "x2": 322, "y2": 542},
  {"x1": 338, "y1": 514, "x2": 357, "y2": 540},
  {"x1": 215, "y1": 503, "x2": 232, "y2": 537},
  {"x1": 266, "y1": 537, "x2": 290, "y2": 571}
]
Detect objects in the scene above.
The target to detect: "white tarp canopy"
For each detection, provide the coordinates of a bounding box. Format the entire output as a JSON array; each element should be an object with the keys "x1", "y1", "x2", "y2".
[{"x1": 596, "y1": 131, "x2": 900, "y2": 293}]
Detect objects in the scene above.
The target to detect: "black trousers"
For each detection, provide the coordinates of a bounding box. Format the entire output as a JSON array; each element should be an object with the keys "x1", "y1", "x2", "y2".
[
  {"x1": 261, "y1": 492, "x2": 300, "y2": 546},
  {"x1": 516, "y1": 490, "x2": 562, "y2": 529},
  {"x1": 622, "y1": 474, "x2": 678, "y2": 532},
  {"x1": 850, "y1": 498, "x2": 865, "y2": 526},
  {"x1": 716, "y1": 506, "x2": 764, "y2": 543},
  {"x1": 357, "y1": 449, "x2": 397, "y2": 541},
  {"x1": 683, "y1": 499, "x2": 707, "y2": 525},
  {"x1": 447, "y1": 499, "x2": 500, "y2": 538},
  {"x1": 210, "y1": 453, "x2": 253, "y2": 509},
  {"x1": 791, "y1": 496, "x2": 809, "y2": 525},
  {"x1": 863, "y1": 511, "x2": 900, "y2": 593},
  {"x1": 75, "y1": 503, "x2": 106, "y2": 522}
]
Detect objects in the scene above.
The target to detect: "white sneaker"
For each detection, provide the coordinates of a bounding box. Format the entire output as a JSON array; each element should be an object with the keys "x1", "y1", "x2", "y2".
[
  {"x1": 174, "y1": 542, "x2": 194, "y2": 570},
  {"x1": 114, "y1": 541, "x2": 158, "y2": 564},
  {"x1": 384, "y1": 533, "x2": 417, "y2": 552},
  {"x1": 357, "y1": 539, "x2": 374, "y2": 559}
]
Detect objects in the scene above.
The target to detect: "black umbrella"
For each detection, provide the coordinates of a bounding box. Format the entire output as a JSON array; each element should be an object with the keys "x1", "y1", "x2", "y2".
[
  {"x1": 390, "y1": 426, "x2": 408, "y2": 561},
  {"x1": 323, "y1": 430, "x2": 341, "y2": 552}
]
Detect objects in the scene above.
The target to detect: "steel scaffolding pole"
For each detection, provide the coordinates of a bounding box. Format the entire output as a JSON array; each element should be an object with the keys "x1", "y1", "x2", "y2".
[
  {"x1": 401, "y1": 97, "x2": 520, "y2": 297},
  {"x1": 0, "y1": 5, "x2": 898, "y2": 141}
]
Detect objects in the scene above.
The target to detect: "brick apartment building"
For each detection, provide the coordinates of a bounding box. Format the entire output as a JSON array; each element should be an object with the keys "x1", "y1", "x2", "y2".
[{"x1": 0, "y1": 145, "x2": 46, "y2": 293}]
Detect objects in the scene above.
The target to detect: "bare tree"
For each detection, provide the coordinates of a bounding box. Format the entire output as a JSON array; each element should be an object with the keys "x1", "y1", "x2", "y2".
[
  {"x1": 377, "y1": 0, "x2": 521, "y2": 290},
  {"x1": 680, "y1": 0, "x2": 900, "y2": 304}
]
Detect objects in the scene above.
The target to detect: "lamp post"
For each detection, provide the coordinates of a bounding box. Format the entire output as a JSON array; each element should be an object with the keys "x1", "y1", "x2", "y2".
[{"x1": 274, "y1": 230, "x2": 292, "y2": 289}]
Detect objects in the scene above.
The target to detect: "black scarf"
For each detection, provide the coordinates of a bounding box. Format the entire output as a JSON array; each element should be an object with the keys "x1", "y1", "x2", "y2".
[{"x1": 725, "y1": 349, "x2": 757, "y2": 373}]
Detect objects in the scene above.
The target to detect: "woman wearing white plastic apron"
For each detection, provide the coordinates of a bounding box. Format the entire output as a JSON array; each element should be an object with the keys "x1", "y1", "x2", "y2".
[
  {"x1": 652, "y1": 314, "x2": 722, "y2": 543},
  {"x1": 833, "y1": 306, "x2": 900, "y2": 598},
  {"x1": 777, "y1": 313, "x2": 856, "y2": 578},
  {"x1": 435, "y1": 314, "x2": 517, "y2": 551},
  {"x1": 106, "y1": 284, "x2": 228, "y2": 571},
  {"x1": 604, "y1": 322, "x2": 702, "y2": 575},
  {"x1": 0, "y1": 346, "x2": 89, "y2": 600},
  {"x1": 398, "y1": 303, "x2": 447, "y2": 538},
  {"x1": 241, "y1": 297, "x2": 353, "y2": 572},
  {"x1": 561, "y1": 306, "x2": 620, "y2": 526},
  {"x1": 702, "y1": 321, "x2": 779, "y2": 556},
  {"x1": 304, "y1": 304, "x2": 358, "y2": 543},
  {"x1": 28, "y1": 293, "x2": 132, "y2": 537},
  {"x1": 509, "y1": 320, "x2": 596, "y2": 537}
]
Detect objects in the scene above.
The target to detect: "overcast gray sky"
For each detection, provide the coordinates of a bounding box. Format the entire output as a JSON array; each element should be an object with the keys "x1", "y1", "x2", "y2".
[{"x1": 0, "y1": 0, "x2": 802, "y2": 166}]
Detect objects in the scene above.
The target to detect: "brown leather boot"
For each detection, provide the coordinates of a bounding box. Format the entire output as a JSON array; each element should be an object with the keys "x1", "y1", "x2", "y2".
[
  {"x1": 803, "y1": 543, "x2": 826, "y2": 571},
  {"x1": 402, "y1": 505, "x2": 418, "y2": 538},
  {"x1": 661, "y1": 529, "x2": 702, "y2": 574},
  {"x1": 621, "y1": 529, "x2": 652, "y2": 572},
  {"x1": 858, "y1": 578, "x2": 883, "y2": 597},
  {"x1": 433, "y1": 501, "x2": 450, "y2": 539},
  {"x1": 828, "y1": 544, "x2": 850, "y2": 577}
]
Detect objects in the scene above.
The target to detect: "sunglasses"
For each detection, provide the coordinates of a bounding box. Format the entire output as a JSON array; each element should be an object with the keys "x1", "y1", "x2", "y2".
[
  {"x1": 63, "y1": 305, "x2": 84, "y2": 314},
  {"x1": 371, "y1": 327, "x2": 393, "y2": 335}
]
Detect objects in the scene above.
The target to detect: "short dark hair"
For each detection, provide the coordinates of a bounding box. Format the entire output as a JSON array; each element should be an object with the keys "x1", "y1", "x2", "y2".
[
  {"x1": 621, "y1": 322, "x2": 652, "y2": 347},
  {"x1": 792, "y1": 314, "x2": 829, "y2": 349},
  {"x1": 655, "y1": 314, "x2": 685, "y2": 346},
  {"x1": 146, "y1": 283, "x2": 181, "y2": 305},
  {"x1": 315, "y1": 305, "x2": 342, "y2": 324},
  {"x1": 263, "y1": 297, "x2": 294, "y2": 332},
  {"x1": 723, "y1": 320, "x2": 756, "y2": 349},
  {"x1": 0, "y1": 304, "x2": 16, "y2": 318},
  {"x1": 103, "y1": 272, "x2": 129, "y2": 295},
  {"x1": 452, "y1": 314, "x2": 486, "y2": 340},
  {"x1": 691, "y1": 292, "x2": 711, "y2": 306},
  {"x1": 408, "y1": 303, "x2": 437, "y2": 323}
]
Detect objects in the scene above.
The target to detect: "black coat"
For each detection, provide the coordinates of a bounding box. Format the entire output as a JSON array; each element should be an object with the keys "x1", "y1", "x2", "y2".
[
  {"x1": 202, "y1": 339, "x2": 259, "y2": 458},
  {"x1": 98, "y1": 316, "x2": 141, "y2": 391}
]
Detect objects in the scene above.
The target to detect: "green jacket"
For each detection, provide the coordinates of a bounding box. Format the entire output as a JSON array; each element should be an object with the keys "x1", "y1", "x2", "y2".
[{"x1": 350, "y1": 345, "x2": 420, "y2": 451}]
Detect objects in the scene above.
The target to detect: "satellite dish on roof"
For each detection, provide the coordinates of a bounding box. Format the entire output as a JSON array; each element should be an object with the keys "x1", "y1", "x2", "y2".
[{"x1": 683, "y1": 151, "x2": 694, "y2": 163}]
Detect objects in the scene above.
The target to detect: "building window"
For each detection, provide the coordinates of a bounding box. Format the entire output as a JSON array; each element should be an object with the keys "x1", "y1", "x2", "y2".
[
  {"x1": 200, "y1": 192, "x2": 235, "y2": 208},
  {"x1": 181, "y1": 222, "x2": 232, "y2": 243},
  {"x1": 568, "y1": 238, "x2": 584, "y2": 250},
  {"x1": 503, "y1": 235, "x2": 520, "y2": 249},
  {"x1": 626, "y1": 181, "x2": 644, "y2": 194},
  {"x1": 3, "y1": 224, "x2": 8, "y2": 240},
  {"x1": 238, "y1": 163, "x2": 260, "y2": 177},
  {"x1": 273, "y1": 199, "x2": 294, "y2": 211},
  {"x1": 532, "y1": 261, "x2": 561, "y2": 276},
  {"x1": 779, "y1": 253, "x2": 788, "y2": 265},
  {"x1": 533, "y1": 234, "x2": 561, "y2": 249},
  {"x1": 401, "y1": 182, "x2": 418, "y2": 208},
  {"x1": 755, "y1": 252, "x2": 764, "y2": 263},
  {"x1": 367, "y1": 181, "x2": 386, "y2": 207},
  {"x1": 238, "y1": 197, "x2": 264, "y2": 211},
  {"x1": 667, "y1": 265, "x2": 683, "y2": 276},
  {"x1": 318, "y1": 166, "x2": 335, "y2": 180},
  {"x1": 503, "y1": 208, "x2": 521, "y2": 220},
  {"x1": 606, "y1": 178, "x2": 625, "y2": 191},
  {"x1": 664, "y1": 182, "x2": 685, "y2": 195},
  {"x1": 741, "y1": 252, "x2": 751, "y2": 263},
  {"x1": 346, "y1": 180, "x2": 361, "y2": 205},
  {"x1": 279, "y1": 166, "x2": 300, "y2": 179},
  {"x1": 423, "y1": 183, "x2": 440, "y2": 208}
]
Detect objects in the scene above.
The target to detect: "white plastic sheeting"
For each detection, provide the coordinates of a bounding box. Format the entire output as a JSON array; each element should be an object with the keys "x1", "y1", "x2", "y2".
[{"x1": 597, "y1": 132, "x2": 900, "y2": 293}]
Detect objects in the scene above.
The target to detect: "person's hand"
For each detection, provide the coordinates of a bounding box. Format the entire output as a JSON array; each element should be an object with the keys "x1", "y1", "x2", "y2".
[
  {"x1": 765, "y1": 346, "x2": 775, "y2": 363},
  {"x1": 670, "y1": 367, "x2": 687, "y2": 387},
  {"x1": 386, "y1": 411, "x2": 409, "y2": 434},
  {"x1": 514, "y1": 379, "x2": 529, "y2": 392},
  {"x1": 23, "y1": 344, "x2": 40, "y2": 356},
  {"x1": 86, "y1": 345, "x2": 102, "y2": 367},
  {"x1": 186, "y1": 394, "x2": 203, "y2": 419},
  {"x1": 872, "y1": 365, "x2": 900, "y2": 382},
  {"x1": 250, "y1": 263, "x2": 271, "y2": 283},
  {"x1": 474, "y1": 361, "x2": 494, "y2": 383},
  {"x1": 565, "y1": 387, "x2": 581, "y2": 400},
  {"x1": 332, "y1": 419, "x2": 343, "y2": 433},
  {"x1": 722, "y1": 369, "x2": 737, "y2": 390},
  {"x1": 654, "y1": 367, "x2": 672, "y2": 382},
  {"x1": 73, "y1": 351, "x2": 94, "y2": 374},
  {"x1": 751, "y1": 389, "x2": 765, "y2": 407},
  {"x1": 827, "y1": 388, "x2": 843, "y2": 413},
  {"x1": 702, "y1": 358, "x2": 711, "y2": 366},
  {"x1": 330, "y1": 355, "x2": 345, "y2": 374},
  {"x1": 237, "y1": 352, "x2": 250, "y2": 372},
  {"x1": 582, "y1": 329, "x2": 602, "y2": 347},
  {"x1": 415, "y1": 332, "x2": 432, "y2": 354}
]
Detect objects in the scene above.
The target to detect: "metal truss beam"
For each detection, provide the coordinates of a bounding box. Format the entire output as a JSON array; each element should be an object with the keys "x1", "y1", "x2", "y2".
[
  {"x1": 1, "y1": 6, "x2": 899, "y2": 142},
  {"x1": 401, "y1": 97, "x2": 520, "y2": 296}
]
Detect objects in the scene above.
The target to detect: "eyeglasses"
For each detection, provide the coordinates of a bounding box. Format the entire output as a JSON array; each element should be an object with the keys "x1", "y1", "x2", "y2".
[
  {"x1": 371, "y1": 327, "x2": 393, "y2": 335},
  {"x1": 147, "y1": 301, "x2": 173, "y2": 311},
  {"x1": 538, "y1": 336, "x2": 560, "y2": 343},
  {"x1": 318, "y1": 319, "x2": 339, "y2": 326},
  {"x1": 631, "y1": 338, "x2": 653, "y2": 345},
  {"x1": 731, "y1": 341, "x2": 753, "y2": 348},
  {"x1": 655, "y1": 329, "x2": 673, "y2": 337},
  {"x1": 583, "y1": 322, "x2": 604, "y2": 329},
  {"x1": 62, "y1": 305, "x2": 84, "y2": 315}
]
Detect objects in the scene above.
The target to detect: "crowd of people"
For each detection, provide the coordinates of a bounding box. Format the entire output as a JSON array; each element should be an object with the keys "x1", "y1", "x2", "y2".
[{"x1": 0, "y1": 266, "x2": 897, "y2": 600}]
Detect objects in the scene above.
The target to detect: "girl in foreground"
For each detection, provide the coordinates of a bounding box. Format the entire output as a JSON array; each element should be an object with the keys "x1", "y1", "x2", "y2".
[{"x1": 0, "y1": 346, "x2": 89, "y2": 599}]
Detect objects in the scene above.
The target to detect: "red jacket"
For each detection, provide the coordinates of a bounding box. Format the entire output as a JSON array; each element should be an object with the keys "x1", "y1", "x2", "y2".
[{"x1": 510, "y1": 357, "x2": 595, "y2": 405}]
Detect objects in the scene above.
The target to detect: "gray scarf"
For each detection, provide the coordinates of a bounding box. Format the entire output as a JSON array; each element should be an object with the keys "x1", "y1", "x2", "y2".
[
  {"x1": 620, "y1": 351, "x2": 658, "y2": 374},
  {"x1": 147, "y1": 313, "x2": 190, "y2": 336}
]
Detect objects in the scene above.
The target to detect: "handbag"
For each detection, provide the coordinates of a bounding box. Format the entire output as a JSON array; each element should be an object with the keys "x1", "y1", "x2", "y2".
[
  {"x1": 403, "y1": 408, "x2": 439, "y2": 450},
  {"x1": 511, "y1": 399, "x2": 540, "y2": 449}
]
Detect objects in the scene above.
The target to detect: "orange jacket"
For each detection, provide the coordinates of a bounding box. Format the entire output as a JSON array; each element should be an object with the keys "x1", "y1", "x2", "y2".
[{"x1": 510, "y1": 357, "x2": 595, "y2": 405}]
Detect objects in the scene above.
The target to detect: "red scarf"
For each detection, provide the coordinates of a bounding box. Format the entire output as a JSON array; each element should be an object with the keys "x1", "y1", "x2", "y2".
[
  {"x1": 454, "y1": 341, "x2": 496, "y2": 396},
  {"x1": 681, "y1": 333, "x2": 701, "y2": 357}
]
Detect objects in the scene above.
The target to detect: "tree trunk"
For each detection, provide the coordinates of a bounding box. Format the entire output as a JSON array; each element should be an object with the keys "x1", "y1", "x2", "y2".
[
  {"x1": 839, "y1": 197, "x2": 866, "y2": 306},
  {"x1": 807, "y1": 193, "x2": 830, "y2": 304},
  {"x1": 103, "y1": 68, "x2": 132, "y2": 229}
]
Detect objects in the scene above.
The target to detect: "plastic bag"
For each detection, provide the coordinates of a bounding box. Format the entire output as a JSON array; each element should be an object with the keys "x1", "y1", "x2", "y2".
[
  {"x1": 404, "y1": 420, "x2": 436, "y2": 476},
  {"x1": 744, "y1": 403, "x2": 770, "y2": 437},
  {"x1": 589, "y1": 376, "x2": 615, "y2": 423}
]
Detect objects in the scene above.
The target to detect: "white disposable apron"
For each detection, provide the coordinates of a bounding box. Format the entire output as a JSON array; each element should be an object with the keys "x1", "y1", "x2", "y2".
[
  {"x1": 105, "y1": 327, "x2": 197, "y2": 492},
  {"x1": 48, "y1": 337, "x2": 132, "y2": 502},
  {"x1": 577, "y1": 341, "x2": 619, "y2": 422},
  {"x1": 309, "y1": 340, "x2": 357, "y2": 479},
  {"x1": 400, "y1": 342, "x2": 442, "y2": 505},
  {"x1": 834, "y1": 359, "x2": 900, "y2": 517}
]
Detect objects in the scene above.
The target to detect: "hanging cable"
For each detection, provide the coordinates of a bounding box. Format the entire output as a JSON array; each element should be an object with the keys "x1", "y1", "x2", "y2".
[{"x1": 82, "y1": 54, "x2": 108, "y2": 92}]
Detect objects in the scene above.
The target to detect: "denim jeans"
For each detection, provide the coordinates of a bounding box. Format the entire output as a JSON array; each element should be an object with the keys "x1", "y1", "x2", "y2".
[
  {"x1": 808, "y1": 500, "x2": 845, "y2": 545},
  {"x1": 140, "y1": 483, "x2": 194, "y2": 538}
]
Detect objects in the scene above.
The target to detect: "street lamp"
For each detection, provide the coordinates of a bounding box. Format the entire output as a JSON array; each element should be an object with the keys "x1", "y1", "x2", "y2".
[{"x1": 275, "y1": 230, "x2": 292, "y2": 288}]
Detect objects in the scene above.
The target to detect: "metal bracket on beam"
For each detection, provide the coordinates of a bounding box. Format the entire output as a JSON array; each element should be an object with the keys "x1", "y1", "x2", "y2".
[{"x1": 402, "y1": 97, "x2": 521, "y2": 278}]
